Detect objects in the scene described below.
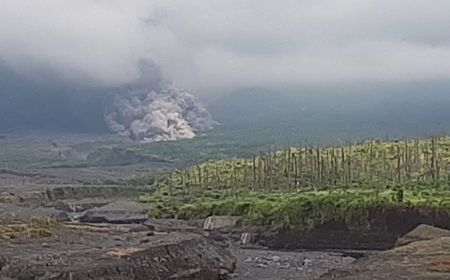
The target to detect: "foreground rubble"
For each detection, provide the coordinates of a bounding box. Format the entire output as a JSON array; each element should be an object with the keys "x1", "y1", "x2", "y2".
[
  {"x1": 0, "y1": 223, "x2": 236, "y2": 279},
  {"x1": 231, "y1": 248, "x2": 355, "y2": 280}
]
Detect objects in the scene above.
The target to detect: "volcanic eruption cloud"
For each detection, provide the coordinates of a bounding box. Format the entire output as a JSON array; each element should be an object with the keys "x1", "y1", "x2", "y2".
[{"x1": 104, "y1": 61, "x2": 217, "y2": 143}]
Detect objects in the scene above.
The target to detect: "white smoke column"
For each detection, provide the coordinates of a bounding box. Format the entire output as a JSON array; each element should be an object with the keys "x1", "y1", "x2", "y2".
[{"x1": 105, "y1": 87, "x2": 216, "y2": 142}]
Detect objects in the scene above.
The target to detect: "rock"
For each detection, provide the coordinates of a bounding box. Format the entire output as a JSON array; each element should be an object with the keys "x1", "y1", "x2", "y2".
[
  {"x1": 79, "y1": 201, "x2": 150, "y2": 224},
  {"x1": 203, "y1": 216, "x2": 241, "y2": 231},
  {"x1": 279, "y1": 263, "x2": 291, "y2": 269},
  {"x1": 219, "y1": 268, "x2": 230, "y2": 279},
  {"x1": 271, "y1": 255, "x2": 281, "y2": 262},
  {"x1": 53, "y1": 211, "x2": 70, "y2": 222},
  {"x1": 240, "y1": 232, "x2": 252, "y2": 244},
  {"x1": 320, "y1": 226, "x2": 450, "y2": 280},
  {"x1": 396, "y1": 224, "x2": 450, "y2": 247}
]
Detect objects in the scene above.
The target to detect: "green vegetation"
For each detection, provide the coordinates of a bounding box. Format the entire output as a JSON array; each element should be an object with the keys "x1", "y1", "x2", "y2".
[
  {"x1": 172, "y1": 136, "x2": 450, "y2": 191},
  {"x1": 139, "y1": 186, "x2": 450, "y2": 230},
  {"x1": 139, "y1": 136, "x2": 450, "y2": 229}
]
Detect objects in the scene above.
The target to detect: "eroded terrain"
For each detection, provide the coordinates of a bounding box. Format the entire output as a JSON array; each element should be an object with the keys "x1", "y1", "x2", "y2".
[
  {"x1": 0, "y1": 133, "x2": 356, "y2": 279},
  {"x1": 1, "y1": 133, "x2": 450, "y2": 280},
  {"x1": 0, "y1": 223, "x2": 235, "y2": 279}
]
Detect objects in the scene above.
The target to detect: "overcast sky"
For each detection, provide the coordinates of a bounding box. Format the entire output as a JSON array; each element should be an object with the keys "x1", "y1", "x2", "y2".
[{"x1": 1, "y1": 0, "x2": 450, "y2": 95}]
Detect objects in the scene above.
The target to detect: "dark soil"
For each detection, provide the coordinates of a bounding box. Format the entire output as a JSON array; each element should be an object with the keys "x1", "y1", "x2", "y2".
[{"x1": 256, "y1": 206, "x2": 450, "y2": 250}]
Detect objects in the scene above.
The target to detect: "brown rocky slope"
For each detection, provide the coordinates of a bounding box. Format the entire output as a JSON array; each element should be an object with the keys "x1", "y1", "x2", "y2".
[{"x1": 320, "y1": 224, "x2": 450, "y2": 280}]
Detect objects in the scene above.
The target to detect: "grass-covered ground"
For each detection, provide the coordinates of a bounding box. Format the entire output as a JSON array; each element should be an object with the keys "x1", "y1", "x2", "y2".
[
  {"x1": 139, "y1": 136, "x2": 450, "y2": 230},
  {"x1": 139, "y1": 185, "x2": 450, "y2": 230},
  {"x1": 172, "y1": 136, "x2": 450, "y2": 190},
  {"x1": 1, "y1": 126, "x2": 446, "y2": 171}
]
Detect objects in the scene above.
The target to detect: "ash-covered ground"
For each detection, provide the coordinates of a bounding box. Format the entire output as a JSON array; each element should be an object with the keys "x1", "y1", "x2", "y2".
[
  {"x1": 0, "y1": 132, "x2": 356, "y2": 280},
  {"x1": 2, "y1": 133, "x2": 450, "y2": 280}
]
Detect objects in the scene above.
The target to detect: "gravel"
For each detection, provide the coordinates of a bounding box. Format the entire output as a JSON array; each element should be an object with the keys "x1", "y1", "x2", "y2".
[{"x1": 231, "y1": 248, "x2": 355, "y2": 280}]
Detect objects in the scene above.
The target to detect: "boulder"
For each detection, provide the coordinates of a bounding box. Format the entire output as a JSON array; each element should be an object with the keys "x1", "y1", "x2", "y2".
[
  {"x1": 320, "y1": 225, "x2": 450, "y2": 280},
  {"x1": 203, "y1": 216, "x2": 241, "y2": 231},
  {"x1": 396, "y1": 224, "x2": 450, "y2": 247},
  {"x1": 79, "y1": 201, "x2": 150, "y2": 224}
]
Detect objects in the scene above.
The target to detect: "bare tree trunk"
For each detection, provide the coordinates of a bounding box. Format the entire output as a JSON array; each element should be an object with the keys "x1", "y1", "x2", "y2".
[{"x1": 396, "y1": 145, "x2": 401, "y2": 183}]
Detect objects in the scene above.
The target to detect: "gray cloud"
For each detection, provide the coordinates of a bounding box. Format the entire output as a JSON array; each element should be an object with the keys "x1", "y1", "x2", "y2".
[{"x1": 1, "y1": 0, "x2": 450, "y2": 95}]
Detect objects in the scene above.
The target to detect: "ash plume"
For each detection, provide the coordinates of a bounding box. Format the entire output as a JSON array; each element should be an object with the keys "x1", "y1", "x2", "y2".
[{"x1": 104, "y1": 61, "x2": 216, "y2": 142}]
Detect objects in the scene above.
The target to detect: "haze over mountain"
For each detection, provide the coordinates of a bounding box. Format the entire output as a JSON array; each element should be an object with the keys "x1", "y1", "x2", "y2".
[
  {"x1": 209, "y1": 83, "x2": 450, "y2": 142},
  {"x1": 1, "y1": 1, "x2": 450, "y2": 140}
]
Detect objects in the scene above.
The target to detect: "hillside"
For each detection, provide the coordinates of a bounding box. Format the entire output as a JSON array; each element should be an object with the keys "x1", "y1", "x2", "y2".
[
  {"x1": 139, "y1": 136, "x2": 450, "y2": 231},
  {"x1": 172, "y1": 136, "x2": 450, "y2": 190},
  {"x1": 207, "y1": 86, "x2": 450, "y2": 146}
]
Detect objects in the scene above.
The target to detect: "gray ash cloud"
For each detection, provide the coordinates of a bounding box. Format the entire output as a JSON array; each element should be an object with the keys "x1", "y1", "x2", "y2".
[
  {"x1": 0, "y1": 59, "x2": 217, "y2": 140},
  {"x1": 104, "y1": 87, "x2": 216, "y2": 142},
  {"x1": 103, "y1": 60, "x2": 216, "y2": 142}
]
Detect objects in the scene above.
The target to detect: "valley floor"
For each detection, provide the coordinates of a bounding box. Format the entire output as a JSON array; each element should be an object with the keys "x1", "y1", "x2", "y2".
[
  {"x1": 0, "y1": 163, "x2": 354, "y2": 279},
  {"x1": 1, "y1": 132, "x2": 450, "y2": 279}
]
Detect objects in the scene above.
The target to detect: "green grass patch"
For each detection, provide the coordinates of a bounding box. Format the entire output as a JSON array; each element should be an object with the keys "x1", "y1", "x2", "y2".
[
  {"x1": 139, "y1": 185, "x2": 450, "y2": 230},
  {"x1": 170, "y1": 136, "x2": 450, "y2": 191},
  {"x1": 139, "y1": 135, "x2": 450, "y2": 230}
]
